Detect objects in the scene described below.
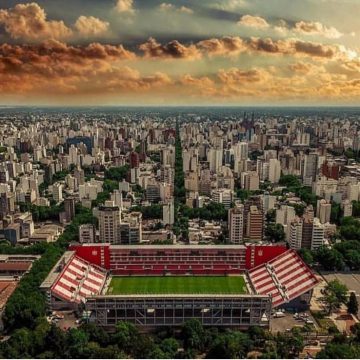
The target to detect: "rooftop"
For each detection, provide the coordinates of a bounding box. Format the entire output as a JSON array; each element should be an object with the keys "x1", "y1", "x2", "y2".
[{"x1": 0, "y1": 281, "x2": 18, "y2": 311}]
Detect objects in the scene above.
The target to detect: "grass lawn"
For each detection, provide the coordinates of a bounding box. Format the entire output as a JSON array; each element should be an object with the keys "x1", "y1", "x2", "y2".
[{"x1": 107, "y1": 276, "x2": 247, "y2": 295}]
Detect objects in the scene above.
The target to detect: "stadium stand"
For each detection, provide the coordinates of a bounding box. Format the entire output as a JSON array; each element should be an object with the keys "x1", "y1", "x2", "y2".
[
  {"x1": 248, "y1": 249, "x2": 319, "y2": 307},
  {"x1": 69, "y1": 243, "x2": 288, "y2": 275},
  {"x1": 51, "y1": 254, "x2": 107, "y2": 304}
]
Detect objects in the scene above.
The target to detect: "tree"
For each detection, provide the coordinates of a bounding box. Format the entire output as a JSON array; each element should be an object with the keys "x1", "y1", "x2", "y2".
[
  {"x1": 132, "y1": 334, "x2": 158, "y2": 359},
  {"x1": 236, "y1": 189, "x2": 251, "y2": 202},
  {"x1": 345, "y1": 148, "x2": 356, "y2": 159},
  {"x1": 348, "y1": 292, "x2": 358, "y2": 315},
  {"x1": 6, "y1": 328, "x2": 33, "y2": 357},
  {"x1": 64, "y1": 328, "x2": 90, "y2": 358},
  {"x1": 292, "y1": 203, "x2": 306, "y2": 217},
  {"x1": 111, "y1": 321, "x2": 139, "y2": 355},
  {"x1": 339, "y1": 217, "x2": 360, "y2": 241},
  {"x1": 80, "y1": 323, "x2": 109, "y2": 347},
  {"x1": 315, "y1": 246, "x2": 345, "y2": 271},
  {"x1": 279, "y1": 174, "x2": 301, "y2": 188},
  {"x1": 266, "y1": 209, "x2": 276, "y2": 223},
  {"x1": 265, "y1": 223, "x2": 285, "y2": 242},
  {"x1": 131, "y1": 204, "x2": 163, "y2": 219},
  {"x1": 317, "y1": 343, "x2": 360, "y2": 359},
  {"x1": 344, "y1": 250, "x2": 360, "y2": 270},
  {"x1": 159, "y1": 337, "x2": 179, "y2": 358},
  {"x1": 352, "y1": 201, "x2": 360, "y2": 217},
  {"x1": 45, "y1": 324, "x2": 66, "y2": 357},
  {"x1": 104, "y1": 166, "x2": 129, "y2": 182},
  {"x1": 274, "y1": 329, "x2": 304, "y2": 358},
  {"x1": 298, "y1": 248, "x2": 314, "y2": 267},
  {"x1": 181, "y1": 319, "x2": 206, "y2": 352},
  {"x1": 206, "y1": 331, "x2": 253, "y2": 359},
  {"x1": 351, "y1": 322, "x2": 360, "y2": 342},
  {"x1": 331, "y1": 202, "x2": 342, "y2": 225},
  {"x1": 248, "y1": 326, "x2": 267, "y2": 347},
  {"x1": 249, "y1": 150, "x2": 263, "y2": 161},
  {"x1": 322, "y1": 279, "x2": 348, "y2": 314}
]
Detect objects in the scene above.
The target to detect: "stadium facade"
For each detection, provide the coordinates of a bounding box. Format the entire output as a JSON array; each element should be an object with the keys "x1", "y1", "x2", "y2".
[{"x1": 41, "y1": 243, "x2": 319, "y2": 330}]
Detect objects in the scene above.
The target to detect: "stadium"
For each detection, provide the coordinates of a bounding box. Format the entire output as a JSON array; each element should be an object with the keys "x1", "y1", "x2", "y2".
[{"x1": 41, "y1": 244, "x2": 319, "y2": 330}]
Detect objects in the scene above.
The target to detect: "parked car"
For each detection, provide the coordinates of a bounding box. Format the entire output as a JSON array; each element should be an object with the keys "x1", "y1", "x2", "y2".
[{"x1": 274, "y1": 311, "x2": 285, "y2": 318}]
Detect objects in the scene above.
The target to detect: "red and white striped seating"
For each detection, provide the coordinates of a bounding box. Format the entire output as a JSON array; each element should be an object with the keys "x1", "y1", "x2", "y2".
[
  {"x1": 248, "y1": 249, "x2": 318, "y2": 307},
  {"x1": 51, "y1": 254, "x2": 107, "y2": 304}
]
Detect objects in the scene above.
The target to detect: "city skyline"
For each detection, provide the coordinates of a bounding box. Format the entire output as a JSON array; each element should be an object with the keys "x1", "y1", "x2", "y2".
[{"x1": 1, "y1": 0, "x2": 360, "y2": 106}]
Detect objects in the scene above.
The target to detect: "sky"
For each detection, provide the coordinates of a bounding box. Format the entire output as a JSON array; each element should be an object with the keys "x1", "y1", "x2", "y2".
[{"x1": 1, "y1": 0, "x2": 360, "y2": 106}]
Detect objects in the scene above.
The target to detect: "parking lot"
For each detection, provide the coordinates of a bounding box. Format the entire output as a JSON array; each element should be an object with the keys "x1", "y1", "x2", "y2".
[
  {"x1": 321, "y1": 272, "x2": 360, "y2": 317},
  {"x1": 270, "y1": 311, "x2": 317, "y2": 333},
  {"x1": 47, "y1": 311, "x2": 79, "y2": 331}
]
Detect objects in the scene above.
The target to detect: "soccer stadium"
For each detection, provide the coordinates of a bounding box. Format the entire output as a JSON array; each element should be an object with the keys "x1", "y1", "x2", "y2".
[{"x1": 41, "y1": 244, "x2": 319, "y2": 330}]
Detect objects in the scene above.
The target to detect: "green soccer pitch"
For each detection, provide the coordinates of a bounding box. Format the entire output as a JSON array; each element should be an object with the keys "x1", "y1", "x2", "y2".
[{"x1": 106, "y1": 276, "x2": 248, "y2": 295}]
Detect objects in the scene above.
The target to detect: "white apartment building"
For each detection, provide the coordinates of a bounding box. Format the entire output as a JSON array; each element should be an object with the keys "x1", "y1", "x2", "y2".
[{"x1": 311, "y1": 218, "x2": 325, "y2": 250}]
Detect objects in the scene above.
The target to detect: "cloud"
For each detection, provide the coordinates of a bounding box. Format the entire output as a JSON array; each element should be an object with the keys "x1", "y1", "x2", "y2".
[
  {"x1": 292, "y1": 39, "x2": 337, "y2": 58},
  {"x1": 197, "y1": 36, "x2": 246, "y2": 56},
  {"x1": 0, "y1": 41, "x2": 169, "y2": 97},
  {"x1": 179, "y1": 64, "x2": 360, "y2": 103},
  {"x1": 180, "y1": 74, "x2": 217, "y2": 97},
  {"x1": 115, "y1": 0, "x2": 135, "y2": 14},
  {"x1": 0, "y1": 2, "x2": 72, "y2": 41},
  {"x1": 247, "y1": 37, "x2": 339, "y2": 58},
  {"x1": 237, "y1": 15, "x2": 269, "y2": 29},
  {"x1": 235, "y1": 15, "x2": 343, "y2": 40},
  {"x1": 139, "y1": 37, "x2": 201, "y2": 60},
  {"x1": 159, "y1": 3, "x2": 194, "y2": 14},
  {"x1": 198, "y1": 36, "x2": 346, "y2": 60},
  {"x1": 294, "y1": 21, "x2": 343, "y2": 39},
  {"x1": 138, "y1": 36, "x2": 356, "y2": 62},
  {"x1": 212, "y1": 0, "x2": 247, "y2": 11},
  {"x1": 74, "y1": 16, "x2": 109, "y2": 37},
  {"x1": 288, "y1": 62, "x2": 317, "y2": 74},
  {"x1": 0, "y1": 3, "x2": 112, "y2": 41},
  {"x1": 159, "y1": 3, "x2": 173, "y2": 11},
  {"x1": 218, "y1": 67, "x2": 270, "y2": 84},
  {"x1": 273, "y1": 19, "x2": 289, "y2": 34},
  {"x1": 0, "y1": 40, "x2": 135, "y2": 69},
  {"x1": 104, "y1": 67, "x2": 172, "y2": 91},
  {"x1": 179, "y1": 6, "x2": 194, "y2": 14}
]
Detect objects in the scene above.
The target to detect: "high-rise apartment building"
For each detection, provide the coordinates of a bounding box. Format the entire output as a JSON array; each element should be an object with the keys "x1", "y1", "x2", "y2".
[
  {"x1": 289, "y1": 218, "x2": 303, "y2": 250},
  {"x1": 98, "y1": 201, "x2": 121, "y2": 244},
  {"x1": 241, "y1": 171, "x2": 260, "y2": 191},
  {"x1": 316, "y1": 199, "x2": 331, "y2": 224},
  {"x1": 228, "y1": 204, "x2": 244, "y2": 244},
  {"x1": 268, "y1": 158, "x2": 281, "y2": 183},
  {"x1": 119, "y1": 212, "x2": 142, "y2": 244},
  {"x1": 130, "y1": 151, "x2": 140, "y2": 169},
  {"x1": 211, "y1": 189, "x2": 233, "y2": 210},
  {"x1": 79, "y1": 224, "x2": 96, "y2": 243},
  {"x1": 311, "y1": 218, "x2": 325, "y2": 250},
  {"x1": 53, "y1": 183, "x2": 63, "y2": 203},
  {"x1": 64, "y1": 197, "x2": 76, "y2": 222},
  {"x1": 246, "y1": 205, "x2": 263, "y2": 242},
  {"x1": 303, "y1": 153, "x2": 318, "y2": 186},
  {"x1": 208, "y1": 148, "x2": 223, "y2": 174}
]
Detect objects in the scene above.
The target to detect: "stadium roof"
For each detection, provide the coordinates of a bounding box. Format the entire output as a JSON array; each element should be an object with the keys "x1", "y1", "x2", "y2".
[
  {"x1": 50, "y1": 254, "x2": 107, "y2": 304},
  {"x1": 248, "y1": 249, "x2": 319, "y2": 308}
]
